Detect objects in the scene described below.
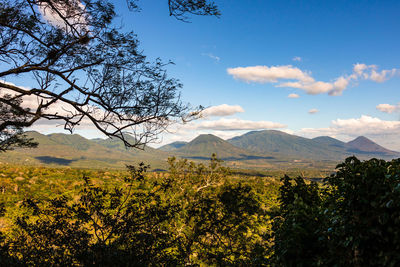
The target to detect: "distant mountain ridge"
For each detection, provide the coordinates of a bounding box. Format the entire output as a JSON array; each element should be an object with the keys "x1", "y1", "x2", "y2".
[
  {"x1": 228, "y1": 130, "x2": 346, "y2": 160},
  {"x1": 0, "y1": 130, "x2": 398, "y2": 170},
  {"x1": 0, "y1": 131, "x2": 170, "y2": 169},
  {"x1": 346, "y1": 136, "x2": 397, "y2": 154},
  {"x1": 227, "y1": 130, "x2": 399, "y2": 160}
]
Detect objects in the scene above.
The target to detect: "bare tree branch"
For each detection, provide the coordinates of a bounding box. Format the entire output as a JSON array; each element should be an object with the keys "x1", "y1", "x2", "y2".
[{"x1": 0, "y1": 0, "x2": 218, "y2": 150}]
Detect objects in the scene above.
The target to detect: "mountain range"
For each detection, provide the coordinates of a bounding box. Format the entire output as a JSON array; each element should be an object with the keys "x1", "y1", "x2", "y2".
[
  {"x1": 226, "y1": 130, "x2": 398, "y2": 160},
  {"x1": 0, "y1": 130, "x2": 398, "y2": 170}
]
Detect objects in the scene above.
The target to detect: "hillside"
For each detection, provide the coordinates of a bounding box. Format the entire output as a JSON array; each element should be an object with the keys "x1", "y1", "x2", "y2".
[
  {"x1": 312, "y1": 136, "x2": 347, "y2": 149},
  {"x1": 0, "y1": 131, "x2": 170, "y2": 169},
  {"x1": 159, "y1": 141, "x2": 188, "y2": 151},
  {"x1": 174, "y1": 134, "x2": 261, "y2": 160},
  {"x1": 93, "y1": 135, "x2": 160, "y2": 154},
  {"x1": 228, "y1": 130, "x2": 399, "y2": 160},
  {"x1": 228, "y1": 130, "x2": 347, "y2": 160},
  {"x1": 171, "y1": 134, "x2": 308, "y2": 169},
  {"x1": 346, "y1": 136, "x2": 399, "y2": 155}
]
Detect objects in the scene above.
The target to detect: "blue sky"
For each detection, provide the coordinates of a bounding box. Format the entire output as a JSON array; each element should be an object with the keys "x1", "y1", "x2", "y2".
[{"x1": 28, "y1": 0, "x2": 400, "y2": 150}]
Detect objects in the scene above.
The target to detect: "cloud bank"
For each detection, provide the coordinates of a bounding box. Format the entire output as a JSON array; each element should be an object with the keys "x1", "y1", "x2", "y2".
[
  {"x1": 193, "y1": 118, "x2": 286, "y2": 131},
  {"x1": 300, "y1": 115, "x2": 400, "y2": 137},
  {"x1": 227, "y1": 63, "x2": 399, "y2": 96},
  {"x1": 201, "y1": 104, "x2": 244, "y2": 117}
]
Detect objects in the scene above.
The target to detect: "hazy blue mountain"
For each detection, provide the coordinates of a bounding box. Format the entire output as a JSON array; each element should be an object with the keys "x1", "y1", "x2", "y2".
[{"x1": 346, "y1": 136, "x2": 399, "y2": 155}]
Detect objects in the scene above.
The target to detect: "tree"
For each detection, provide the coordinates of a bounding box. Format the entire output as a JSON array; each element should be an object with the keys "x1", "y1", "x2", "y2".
[
  {"x1": 323, "y1": 157, "x2": 400, "y2": 266},
  {"x1": 3, "y1": 156, "x2": 269, "y2": 266},
  {"x1": 271, "y1": 157, "x2": 400, "y2": 266},
  {"x1": 0, "y1": 94, "x2": 38, "y2": 151},
  {"x1": 6, "y1": 163, "x2": 181, "y2": 266},
  {"x1": 0, "y1": 0, "x2": 220, "y2": 149},
  {"x1": 270, "y1": 175, "x2": 328, "y2": 266},
  {"x1": 159, "y1": 155, "x2": 268, "y2": 265}
]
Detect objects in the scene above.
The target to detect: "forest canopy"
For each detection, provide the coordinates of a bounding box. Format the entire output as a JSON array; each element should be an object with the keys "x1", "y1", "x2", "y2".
[{"x1": 1, "y1": 156, "x2": 400, "y2": 265}]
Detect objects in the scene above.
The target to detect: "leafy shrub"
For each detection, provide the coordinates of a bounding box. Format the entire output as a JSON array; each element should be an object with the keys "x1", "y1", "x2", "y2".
[{"x1": 272, "y1": 156, "x2": 400, "y2": 266}]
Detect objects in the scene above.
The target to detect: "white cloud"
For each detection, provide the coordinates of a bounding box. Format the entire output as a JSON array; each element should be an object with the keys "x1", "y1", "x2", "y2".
[
  {"x1": 288, "y1": 93, "x2": 300, "y2": 98},
  {"x1": 332, "y1": 115, "x2": 400, "y2": 133},
  {"x1": 188, "y1": 118, "x2": 286, "y2": 131},
  {"x1": 1, "y1": 81, "x2": 105, "y2": 130},
  {"x1": 292, "y1": 56, "x2": 302, "y2": 62},
  {"x1": 1, "y1": 82, "x2": 93, "y2": 121},
  {"x1": 0, "y1": 81, "x2": 32, "y2": 100},
  {"x1": 298, "y1": 115, "x2": 400, "y2": 150},
  {"x1": 1, "y1": 82, "x2": 72, "y2": 115},
  {"x1": 227, "y1": 63, "x2": 400, "y2": 96},
  {"x1": 376, "y1": 103, "x2": 400, "y2": 113},
  {"x1": 227, "y1": 65, "x2": 314, "y2": 84},
  {"x1": 38, "y1": 0, "x2": 88, "y2": 34},
  {"x1": 154, "y1": 129, "x2": 248, "y2": 148},
  {"x1": 201, "y1": 104, "x2": 244, "y2": 117},
  {"x1": 300, "y1": 115, "x2": 400, "y2": 137},
  {"x1": 370, "y1": 69, "x2": 397, "y2": 82},
  {"x1": 278, "y1": 80, "x2": 335, "y2": 95},
  {"x1": 202, "y1": 53, "x2": 220, "y2": 62},
  {"x1": 331, "y1": 76, "x2": 350, "y2": 95},
  {"x1": 353, "y1": 63, "x2": 369, "y2": 76},
  {"x1": 308, "y1": 108, "x2": 319, "y2": 114}
]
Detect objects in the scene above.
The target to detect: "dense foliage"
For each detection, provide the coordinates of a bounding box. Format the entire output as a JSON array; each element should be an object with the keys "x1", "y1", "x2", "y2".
[
  {"x1": 1, "y1": 156, "x2": 400, "y2": 266},
  {"x1": 272, "y1": 156, "x2": 400, "y2": 266},
  {"x1": 0, "y1": 155, "x2": 279, "y2": 266}
]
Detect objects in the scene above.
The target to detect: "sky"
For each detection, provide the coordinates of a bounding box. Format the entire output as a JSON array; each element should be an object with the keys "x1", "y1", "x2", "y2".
[{"x1": 25, "y1": 0, "x2": 400, "y2": 150}]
